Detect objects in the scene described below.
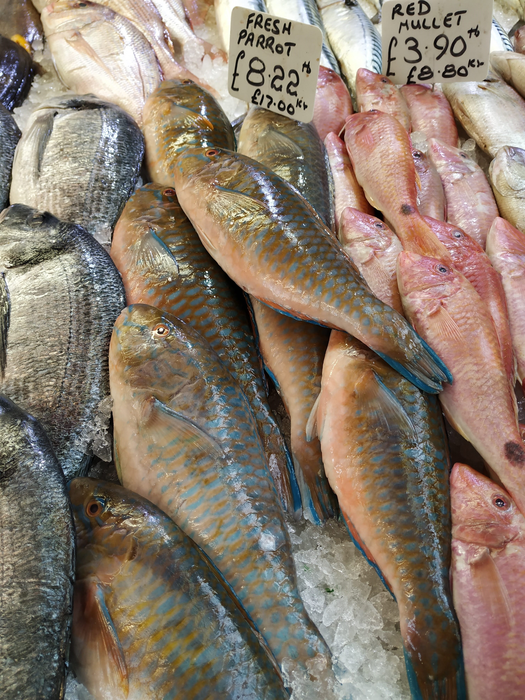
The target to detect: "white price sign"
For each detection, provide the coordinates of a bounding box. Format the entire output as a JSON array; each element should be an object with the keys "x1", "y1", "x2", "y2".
[
  {"x1": 228, "y1": 6, "x2": 322, "y2": 123},
  {"x1": 381, "y1": 0, "x2": 493, "y2": 85}
]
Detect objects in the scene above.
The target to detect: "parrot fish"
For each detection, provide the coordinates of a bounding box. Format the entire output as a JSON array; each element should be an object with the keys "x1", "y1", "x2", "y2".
[
  {"x1": 111, "y1": 184, "x2": 299, "y2": 514},
  {"x1": 397, "y1": 251, "x2": 525, "y2": 516},
  {"x1": 143, "y1": 79, "x2": 235, "y2": 186},
  {"x1": 451, "y1": 463, "x2": 525, "y2": 700},
  {"x1": 313, "y1": 66, "x2": 352, "y2": 143},
  {"x1": 400, "y1": 84, "x2": 458, "y2": 149},
  {"x1": 315, "y1": 332, "x2": 465, "y2": 700},
  {"x1": 355, "y1": 68, "x2": 411, "y2": 132},
  {"x1": 248, "y1": 297, "x2": 335, "y2": 523},
  {"x1": 109, "y1": 304, "x2": 331, "y2": 670},
  {"x1": 172, "y1": 146, "x2": 451, "y2": 393},
  {"x1": 70, "y1": 477, "x2": 289, "y2": 699}
]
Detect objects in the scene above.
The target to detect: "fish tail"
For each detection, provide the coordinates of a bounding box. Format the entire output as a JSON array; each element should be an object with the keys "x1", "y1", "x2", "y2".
[
  {"x1": 403, "y1": 647, "x2": 467, "y2": 700},
  {"x1": 261, "y1": 422, "x2": 303, "y2": 517},
  {"x1": 398, "y1": 215, "x2": 451, "y2": 262},
  {"x1": 292, "y1": 452, "x2": 338, "y2": 524},
  {"x1": 375, "y1": 336, "x2": 452, "y2": 394}
]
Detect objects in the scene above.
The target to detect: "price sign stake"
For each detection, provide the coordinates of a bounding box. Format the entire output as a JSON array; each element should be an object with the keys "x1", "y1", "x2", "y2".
[
  {"x1": 228, "y1": 6, "x2": 322, "y2": 123},
  {"x1": 382, "y1": 0, "x2": 493, "y2": 85}
]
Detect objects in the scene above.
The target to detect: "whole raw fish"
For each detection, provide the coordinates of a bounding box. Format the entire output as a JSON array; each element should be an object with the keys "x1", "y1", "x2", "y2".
[
  {"x1": 69, "y1": 477, "x2": 288, "y2": 700},
  {"x1": 110, "y1": 304, "x2": 330, "y2": 669},
  {"x1": 0, "y1": 204, "x2": 126, "y2": 479},
  {"x1": 313, "y1": 66, "x2": 352, "y2": 143},
  {"x1": 412, "y1": 147, "x2": 445, "y2": 221},
  {"x1": 10, "y1": 95, "x2": 144, "y2": 242},
  {"x1": 316, "y1": 332, "x2": 464, "y2": 700},
  {"x1": 344, "y1": 110, "x2": 451, "y2": 260},
  {"x1": 111, "y1": 184, "x2": 299, "y2": 514},
  {"x1": 428, "y1": 138, "x2": 498, "y2": 248},
  {"x1": 400, "y1": 84, "x2": 458, "y2": 149},
  {"x1": 489, "y1": 145, "x2": 525, "y2": 232},
  {"x1": 425, "y1": 216, "x2": 515, "y2": 385},
  {"x1": 249, "y1": 297, "x2": 335, "y2": 523},
  {"x1": 238, "y1": 107, "x2": 334, "y2": 229},
  {"x1": 215, "y1": 0, "x2": 267, "y2": 53},
  {"x1": 355, "y1": 68, "x2": 410, "y2": 132},
  {"x1": 491, "y1": 50, "x2": 525, "y2": 100},
  {"x1": 0, "y1": 104, "x2": 20, "y2": 210},
  {"x1": 173, "y1": 146, "x2": 451, "y2": 393},
  {"x1": 317, "y1": 0, "x2": 381, "y2": 99},
  {"x1": 0, "y1": 0, "x2": 43, "y2": 52},
  {"x1": 0, "y1": 395, "x2": 74, "y2": 700},
  {"x1": 42, "y1": 0, "x2": 161, "y2": 127},
  {"x1": 442, "y1": 76, "x2": 525, "y2": 157},
  {"x1": 397, "y1": 251, "x2": 525, "y2": 515},
  {"x1": 450, "y1": 463, "x2": 525, "y2": 700},
  {"x1": 265, "y1": 0, "x2": 339, "y2": 72},
  {"x1": 324, "y1": 132, "x2": 372, "y2": 227},
  {"x1": 338, "y1": 206, "x2": 403, "y2": 314},
  {"x1": 486, "y1": 217, "x2": 525, "y2": 389},
  {"x1": 143, "y1": 79, "x2": 235, "y2": 186},
  {"x1": 0, "y1": 35, "x2": 34, "y2": 110}
]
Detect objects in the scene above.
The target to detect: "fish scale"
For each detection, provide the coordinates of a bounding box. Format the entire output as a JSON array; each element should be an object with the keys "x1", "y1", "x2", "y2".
[
  {"x1": 173, "y1": 146, "x2": 451, "y2": 393},
  {"x1": 110, "y1": 304, "x2": 330, "y2": 669},
  {"x1": 111, "y1": 184, "x2": 299, "y2": 514},
  {"x1": 70, "y1": 478, "x2": 288, "y2": 699}
]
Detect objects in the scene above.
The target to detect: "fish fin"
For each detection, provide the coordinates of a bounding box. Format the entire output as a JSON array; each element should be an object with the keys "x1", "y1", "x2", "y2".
[
  {"x1": 305, "y1": 393, "x2": 321, "y2": 442},
  {"x1": 414, "y1": 167, "x2": 422, "y2": 192},
  {"x1": 363, "y1": 190, "x2": 381, "y2": 210},
  {"x1": 359, "y1": 251, "x2": 395, "y2": 296},
  {"x1": 293, "y1": 459, "x2": 322, "y2": 525},
  {"x1": 209, "y1": 186, "x2": 271, "y2": 222},
  {"x1": 72, "y1": 579, "x2": 128, "y2": 698},
  {"x1": 468, "y1": 547, "x2": 513, "y2": 629},
  {"x1": 143, "y1": 396, "x2": 225, "y2": 460},
  {"x1": 427, "y1": 303, "x2": 465, "y2": 345},
  {"x1": 258, "y1": 127, "x2": 303, "y2": 159},
  {"x1": 355, "y1": 371, "x2": 416, "y2": 441},
  {"x1": 342, "y1": 510, "x2": 395, "y2": 597},
  {"x1": 128, "y1": 227, "x2": 180, "y2": 282},
  {"x1": 0, "y1": 272, "x2": 9, "y2": 379},
  {"x1": 171, "y1": 104, "x2": 215, "y2": 133},
  {"x1": 65, "y1": 31, "x2": 114, "y2": 76}
]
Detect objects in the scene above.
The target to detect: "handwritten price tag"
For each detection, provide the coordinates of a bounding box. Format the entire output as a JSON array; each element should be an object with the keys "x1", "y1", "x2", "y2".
[
  {"x1": 382, "y1": 0, "x2": 493, "y2": 85},
  {"x1": 228, "y1": 6, "x2": 322, "y2": 123}
]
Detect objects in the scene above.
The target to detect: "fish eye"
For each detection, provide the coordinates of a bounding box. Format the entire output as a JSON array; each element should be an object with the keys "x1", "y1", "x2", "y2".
[
  {"x1": 413, "y1": 150, "x2": 422, "y2": 158},
  {"x1": 436, "y1": 265, "x2": 448, "y2": 274},
  {"x1": 493, "y1": 495, "x2": 510, "y2": 509},
  {"x1": 374, "y1": 222, "x2": 384, "y2": 229},
  {"x1": 380, "y1": 78, "x2": 388, "y2": 83},
  {"x1": 152, "y1": 324, "x2": 169, "y2": 337},
  {"x1": 453, "y1": 231, "x2": 462, "y2": 239},
  {"x1": 369, "y1": 109, "x2": 378, "y2": 114},
  {"x1": 86, "y1": 499, "x2": 104, "y2": 517},
  {"x1": 163, "y1": 188, "x2": 176, "y2": 197},
  {"x1": 206, "y1": 149, "x2": 218, "y2": 157}
]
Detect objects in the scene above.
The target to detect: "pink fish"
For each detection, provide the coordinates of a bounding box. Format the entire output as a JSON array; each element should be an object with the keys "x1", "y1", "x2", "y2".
[
  {"x1": 356, "y1": 68, "x2": 411, "y2": 132},
  {"x1": 451, "y1": 463, "x2": 525, "y2": 700},
  {"x1": 428, "y1": 138, "x2": 499, "y2": 248},
  {"x1": 398, "y1": 251, "x2": 525, "y2": 515},
  {"x1": 313, "y1": 66, "x2": 353, "y2": 143},
  {"x1": 424, "y1": 216, "x2": 515, "y2": 385},
  {"x1": 324, "y1": 131, "x2": 372, "y2": 228},
  {"x1": 486, "y1": 217, "x2": 525, "y2": 390},
  {"x1": 412, "y1": 148, "x2": 445, "y2": 221},
  {"x1": 400, "y1": 84, "x2": 458, "y2": 148}
]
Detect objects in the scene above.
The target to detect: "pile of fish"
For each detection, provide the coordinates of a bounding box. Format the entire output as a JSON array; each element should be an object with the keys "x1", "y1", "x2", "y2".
[{"x1": 3, "y1": 1, "x2": 525, "y2": 699}]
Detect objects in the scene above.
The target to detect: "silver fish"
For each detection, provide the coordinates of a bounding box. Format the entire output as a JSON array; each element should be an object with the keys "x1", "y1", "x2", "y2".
[
  {"x1": 0, "y1": 394, "x2": 74, "y2": 700},
  {"x1": 0, "y1": 204, "x2": 126, "y2": 480},
  {"x1": 10, "y1": 95, "x2": 144, "y2": 242},
  {"x1": 490, "y1": 145, "x2": 525, "y2": 232},
  {"x1": 0, "y1": 104, "x2": 20, "y2": 211}
]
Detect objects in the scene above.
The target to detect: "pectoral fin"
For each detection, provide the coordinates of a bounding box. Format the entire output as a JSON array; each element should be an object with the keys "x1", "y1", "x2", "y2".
[
  {"x1": 305, "y1": 393, "x2": 321, "y2": 442},
  {"x1": 355, "y1": 370, "x2": 416, "y2": 441},
  {"x1": 468, "y1": 547, "x2": 512, "y2": 629},
  {"x1": 427, "y1": 304, "x2": 464, "y2": 345},
  {"x1": 129, "y1": 227, "x2": 180, "y2": 282},
  {"x1": 209, "y1": 186, "x2": 271, "y2": 223}
]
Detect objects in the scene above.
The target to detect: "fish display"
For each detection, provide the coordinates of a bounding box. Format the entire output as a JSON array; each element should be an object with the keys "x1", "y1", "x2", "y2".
[
  {"x1": 173, "y1": 146, "x2": 451, "y2": 393},
  {"x1": 0, "y1": 104, "x2": 20, "y2": 210},
  {"x1": 0, "y1": 35, "x2": 34, "y2": 110},
  {"x1": 249, "y1": 297, "x2": 335, "y2": 523},
  {"x1": 0, "y1": 395, "x2": 74, "y2": 700},
  {"x1": 400, "y1": 84, "x2": 458, "y2": 148},
  {"x1": 451, "y1": 464, "x2": 525, "y2": 700},
  {"x1": 143, "y1": 78, "x2": 235, "y2": 185},
  {"x1": 10, "y1": 95, "x2": 144, "y2": 241},
  {"x1": 397, "y1": 251, "x2": 525, "y2": 515},
  {"x1": 110, "y1": 304, "x2": 330, "y2": 669},
  {"x1": 489, "y1": 145, "x2": 525, "y2": 232},
  {"x1": 356, "y1": 68, "x2": 410, "y2": 132},
  {"x1": 428, "y1": 139, "x2": 499, "y2": 247},
  {"x1": 111, "y1": 184, "x2": 299, "y2": 514},
  {"x1": 238, "y1": 107, "x2": 334, "y2": 229},
  {"x1": 412, "y1": 148, "x2": 445, "y2": 221},
  {"x1": 41, "y1": 0, "x2": 161, "y2": 126},
  {"x1": 312, "y1": 66, "x2": 352, "y2": 143},
  {"x1": 0, "y1": 204, "x2": 126, "y2": 480},
  {"x1": 70, "y1": 477, "x2": 289, "y2": 699},
  {"x1": 316, "y1": 333, "x2": 464, "y2": 700}
]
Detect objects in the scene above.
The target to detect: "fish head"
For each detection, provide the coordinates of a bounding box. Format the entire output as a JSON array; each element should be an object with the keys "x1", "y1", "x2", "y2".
[
  {"x1": 490, "y1": 145, "x2": 525, "y2": 197},
  {"x1": 117, "y1": 184, "x2": 180, "y2": 226},
  {"x1": 317, "y1": 66, "x2": 342, "y2": 90},
  {"x1": 173, "y1": 145, "x2": 245, "y2": 203},
  {"x1": 356, "y1": 67, "x2": 396, "y2": 101},
  {"x1": 42, "y1": 0, "x2": 107, "y2": 29},
  {"x1": 397, "y1": 251, "x2": 462, "y2": 303},
  {"x1": 69, "y1": 477, "x2": 148, "y2": 581},
  {"x1": 450, "y1": 463, "x2": 523, "y2": 548},
  {"x1": 424, "y1": 217, "x2": 482, "y2": 260},
  {"x1": 339, "y1": 207, "x2": 398, "y2": 260},
  {"x1": 428, "y1": 138, "x2": 476, "y2": 177},
  {"x1": 411, "y1": 148, "x2": 431, "y2": 177},
  {"x1": 0, "y1": 204, "x2": 69, "y2": 268}
]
